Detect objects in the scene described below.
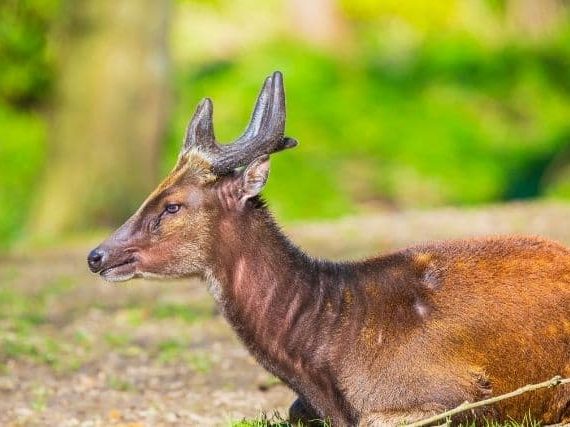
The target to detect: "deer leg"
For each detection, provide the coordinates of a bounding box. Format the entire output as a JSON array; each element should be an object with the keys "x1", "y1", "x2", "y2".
[{"x1": 289, "y1": 397, "x2": 321, "y2": 426}]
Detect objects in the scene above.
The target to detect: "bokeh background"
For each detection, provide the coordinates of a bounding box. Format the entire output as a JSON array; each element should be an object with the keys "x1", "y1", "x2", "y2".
[
  {"x1": 2, "y1": 0, "x2": 570, "y2": 249},
  {"x1": 2, "y1": 1, "x2": 570, "y2": 425}
]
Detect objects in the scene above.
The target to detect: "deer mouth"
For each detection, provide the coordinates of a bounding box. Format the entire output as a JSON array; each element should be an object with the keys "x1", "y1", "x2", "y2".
[{"x1": 100, "y1": 257, "x2": 138, "y2": 282}]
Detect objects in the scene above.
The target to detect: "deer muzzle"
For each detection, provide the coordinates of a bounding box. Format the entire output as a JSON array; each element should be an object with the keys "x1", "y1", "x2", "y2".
[{"x1": 87, "y1": 243, "x2": 139, "y2": 282}]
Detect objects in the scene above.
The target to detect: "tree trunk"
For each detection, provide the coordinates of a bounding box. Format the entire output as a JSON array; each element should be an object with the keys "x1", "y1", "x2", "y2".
[{"x1": 29, "y1": 0, "x2": 170, "y2": 238}]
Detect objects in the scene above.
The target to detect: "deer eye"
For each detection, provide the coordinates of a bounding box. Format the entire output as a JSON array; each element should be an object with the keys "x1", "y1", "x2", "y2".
[{"x1": 165, "y1": 204, "x2": 181, "y2": 214}]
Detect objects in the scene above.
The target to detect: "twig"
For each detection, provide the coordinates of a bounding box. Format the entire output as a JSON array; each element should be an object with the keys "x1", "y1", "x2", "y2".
[{"x1": 405, "y1": 376, "x2": 570, "y2": 427}]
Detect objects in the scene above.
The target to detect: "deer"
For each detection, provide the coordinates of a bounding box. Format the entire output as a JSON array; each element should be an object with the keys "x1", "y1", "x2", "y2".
[{"x1": 87, "y1": 71, "x2": 570, "y2": 426}]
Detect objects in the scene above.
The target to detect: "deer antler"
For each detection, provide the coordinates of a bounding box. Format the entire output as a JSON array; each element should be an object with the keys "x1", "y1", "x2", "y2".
[{"x1": 182, "y1": 71, "x2": 297, "y2": 175}]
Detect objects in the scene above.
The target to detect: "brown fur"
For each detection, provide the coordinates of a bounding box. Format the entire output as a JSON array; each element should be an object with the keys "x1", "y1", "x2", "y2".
[{"x1": 89, "y1": 147, "x2": 569, "y2": 427}]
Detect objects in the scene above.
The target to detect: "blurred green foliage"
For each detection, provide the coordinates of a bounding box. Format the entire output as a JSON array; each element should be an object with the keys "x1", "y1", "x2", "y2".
[
  {"x1": 0, "y1": 0, "x2": 56, "y2": 105},
  {"x1": 167, "y1": 33, "x2": 570, "y2": 219},
  {"x1": 1, "y1": 0, "x2": 570, "y2": 248},
  {"x1": 0, "y1": 0, "x2": 58, "y2": 247},
  {"x1": 0, "y1": 105, "x2": 46, "y2": 245}
]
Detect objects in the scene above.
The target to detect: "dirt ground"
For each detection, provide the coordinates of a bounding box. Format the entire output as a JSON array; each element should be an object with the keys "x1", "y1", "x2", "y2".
[{"x1": 1, "y1": 202, "x2": 569, "y2": 427}]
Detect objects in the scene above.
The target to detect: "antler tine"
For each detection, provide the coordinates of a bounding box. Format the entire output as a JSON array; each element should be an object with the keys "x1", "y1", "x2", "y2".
[
  {"x1": 264, "y1": 71, "x2": 297, "y2": 149},
  {"x1": 240, "y1": 74, "x2": 273, "y2": 140},
  {"x1": 182, "y1": 98, "x2": 218, "y2": 155},
  {"x1": 211, "y1": 71, "x2": 296, "y2": 175},
  {"x1": 258, "y1": 72, "x2": 297, "y2": 149},
  {"x1": 220, "y1": 73, "x2": 279, "y2": 151},
  {"x1": 268, "y1": 70, "x2": 286, "y2": 135}
]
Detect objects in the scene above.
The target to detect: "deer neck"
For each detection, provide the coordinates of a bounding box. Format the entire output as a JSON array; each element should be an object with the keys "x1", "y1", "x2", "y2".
[
  {"x1": 205, "y1": 204, "x2": 314, "y2": 333},
  {"x1": 202, "y1": 203, "x2": 362, "y2": 424},
  {"x1": 204, "y1": 204, "x2": 327, "y2": 371}
]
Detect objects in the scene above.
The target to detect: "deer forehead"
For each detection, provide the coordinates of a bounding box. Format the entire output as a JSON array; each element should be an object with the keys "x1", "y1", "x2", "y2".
[
  {"x1": 172, "y1": 151, "x2": 217, "y2": 183},
  {"x1": 138, "y1": 152, "x2": 217, "y2": 210}
]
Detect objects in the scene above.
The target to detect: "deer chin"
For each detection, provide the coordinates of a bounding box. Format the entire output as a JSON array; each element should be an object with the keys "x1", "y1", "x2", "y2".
[{"x1": 100, "y1": 258, "x2": 138, "y2": 282}]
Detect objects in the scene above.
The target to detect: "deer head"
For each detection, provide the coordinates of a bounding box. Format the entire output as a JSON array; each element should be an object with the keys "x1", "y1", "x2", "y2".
[{"x1": 87, "y1": 71, "x2": 296, "y2": 282}]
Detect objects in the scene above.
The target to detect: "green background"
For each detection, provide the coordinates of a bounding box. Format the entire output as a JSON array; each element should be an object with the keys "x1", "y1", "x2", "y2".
[{"x1": 2, "y1": 0, "x2": 570, "y2": 248}]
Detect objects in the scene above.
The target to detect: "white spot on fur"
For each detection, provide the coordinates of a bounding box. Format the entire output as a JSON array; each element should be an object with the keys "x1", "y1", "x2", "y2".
[{"x1": 414, "y1": 301, "x2": 430, "y2": 318}]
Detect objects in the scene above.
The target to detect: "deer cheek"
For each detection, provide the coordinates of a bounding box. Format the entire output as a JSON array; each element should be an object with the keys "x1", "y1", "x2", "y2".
[{"x1": 136, "y1": 242, "x2": 169, "y2": 269}]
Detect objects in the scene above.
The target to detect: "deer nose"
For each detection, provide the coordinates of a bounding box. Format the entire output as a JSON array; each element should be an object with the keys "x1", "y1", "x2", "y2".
[{"x1": 87, "y1": 248, "x2": 105, "y2": 272}]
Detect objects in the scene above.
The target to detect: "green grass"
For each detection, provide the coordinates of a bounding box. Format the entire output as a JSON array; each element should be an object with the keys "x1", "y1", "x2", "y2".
[
  {"x1": 457, "y1": 415, "x2": 542, "y2": 427},
  {"x1": 231, "y1": 412, "x2": 542, "y2": 427},
  {"x1": 151, "y1": 302, "x2": 214, "y2": 323},
  {"x1": 155, "y1": 339, "x2": 213, "y2": 372},
  {"x1": 30, "y1": 385, "x2": 50, "y2": 412},
  {"x1": 0, "y1": 273, "x2": 84, "y2": 371},
  {"x1": 230, "y1": 412, "x2": 317, "y2": 427},
  {"x1": 106, "y1": 375, "x2": 135, "y2": 392}
]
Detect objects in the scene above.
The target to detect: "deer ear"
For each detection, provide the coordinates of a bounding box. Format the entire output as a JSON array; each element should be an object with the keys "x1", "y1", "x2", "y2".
[{"x1": 239, "y1": 155, "x2": 270, "y2": 201}]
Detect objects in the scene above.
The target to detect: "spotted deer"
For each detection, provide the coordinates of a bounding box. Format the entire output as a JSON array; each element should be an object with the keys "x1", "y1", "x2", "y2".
[{"x1": 88, "y1": 72, "x2": 570, "y2": 426}]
